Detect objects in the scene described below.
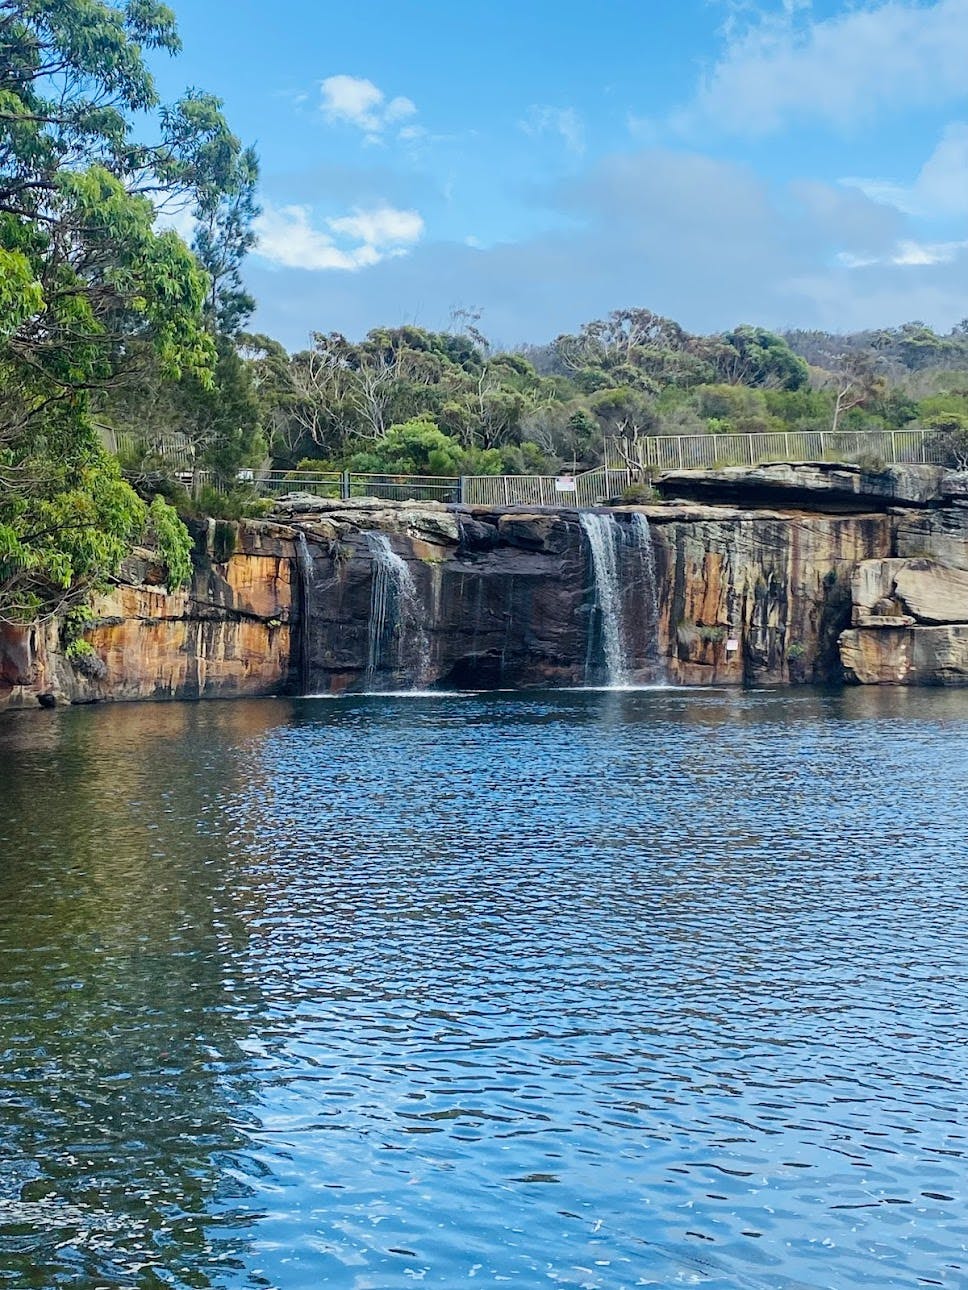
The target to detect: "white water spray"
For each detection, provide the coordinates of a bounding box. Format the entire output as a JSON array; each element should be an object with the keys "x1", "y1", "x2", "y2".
[
  {"x1": 580, "y1": 513, "x2": 630, "y2": 687},
  {"x1": 364, "y1": 533, "x2": 428, "y2": 690},
  {"x1": 580, "y1": 511, "x2": 664, "y2": 687}
]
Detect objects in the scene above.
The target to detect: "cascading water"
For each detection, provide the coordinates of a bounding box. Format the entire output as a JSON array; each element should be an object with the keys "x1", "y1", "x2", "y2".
[
  {"x1": 294, "y1": 531, "x2": 315, "y2": 695},
  {"x1": 579, "y1": 512, "x2": 629, "y2": 686},
  {"x1": 580, "y1": 511, "x2": 664, "y2": 687},
  {"x1": 629, "y1": 512, "x2": 662, "y2": 670},
  {"x1": 363, "y1": 532, "x2": 428, "y2": 690}
]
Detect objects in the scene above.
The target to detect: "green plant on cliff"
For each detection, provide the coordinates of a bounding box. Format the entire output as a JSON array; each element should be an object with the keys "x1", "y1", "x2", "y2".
[
  {"x1": 146, "y1": 496, "x2": 193, "y2": 587},
  {"x1": 696, "y1": 624, "x2": 726, "y2": 644},
  {"x1": 0, "y1": 0, "x2": 251, "y2": 621}
]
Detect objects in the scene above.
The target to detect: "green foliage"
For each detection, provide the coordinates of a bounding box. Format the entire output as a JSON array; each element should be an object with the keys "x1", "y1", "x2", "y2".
[
  {"x1": 61, "y1": 604, "x2": 94, "y2": 652},
  {"x1": 0, "y1": 0, "x2": 252, "y2": 621},
  {"x1": 65, "y1": 636, "x2": 95, "y2": 660},
  {"x1": 715, "y1": 326, "x2": 809, "y2": 391},
  {"x1": 696, "y1": 624, "x2": 726, "y2": 644},
  {"x1": 195, "y1": 486, "x2": 271, "y2": 521},
  {"x1": 145, "y1": 495, "x2": 193, "y2": 586},
  {"x1": 622, "y1": 482, "x2": 657, "y2": 504},
  {"x1": 347, "y1": 418, "x2": 466, "y2": 476},
  {"x1": 923, "y1": 412, "x2": 968, "y2": 470},
  {"x1": 0, "y1": 440, "x2": 148, "y2": 621}
]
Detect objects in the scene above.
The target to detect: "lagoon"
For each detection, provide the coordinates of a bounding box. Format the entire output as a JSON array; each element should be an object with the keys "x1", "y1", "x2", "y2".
[{"x1": 1, "y1": 688, "x2": 966, "y2": 1288}]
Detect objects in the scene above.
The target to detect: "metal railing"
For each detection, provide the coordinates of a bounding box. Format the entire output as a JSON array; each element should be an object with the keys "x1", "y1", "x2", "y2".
[
  {"x1": 610, "y1": 427, "x2": 945, "y2": 473},
  {"x1": 134, "y1": 426, "x2": 950, "y2": 508},
  {"x1": 195, "y1": 468, "x2": 461, "y2": 503},
  {"x1": 461, "y1": 467, "x2": 628, "y2": 508}
]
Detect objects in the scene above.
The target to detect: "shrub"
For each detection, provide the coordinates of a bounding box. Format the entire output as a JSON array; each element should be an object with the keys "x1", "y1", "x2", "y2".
[
  {"x1": 622, "y1": 482, "x2": 657, "y2": 504},
  {"x1": 923, "y1": 413, "x2": 968, "y2": 470},
  {"x1": 696, "y1": 624, "x2": 725, "y2": 643}
]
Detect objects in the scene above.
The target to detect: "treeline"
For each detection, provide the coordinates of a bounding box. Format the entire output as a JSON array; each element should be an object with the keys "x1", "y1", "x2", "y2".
[{"x1": 111, "y1": 309, "x2": 968, "y2": 487}]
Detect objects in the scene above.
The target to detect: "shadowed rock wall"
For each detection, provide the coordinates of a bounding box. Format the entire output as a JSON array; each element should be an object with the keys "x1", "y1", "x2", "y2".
[
  {"x1": 284, "y1": 498, "x2": 890, "y2": 693},
  {"x1": 7, "y1": 464, "x2": 968, "y2": 709}
]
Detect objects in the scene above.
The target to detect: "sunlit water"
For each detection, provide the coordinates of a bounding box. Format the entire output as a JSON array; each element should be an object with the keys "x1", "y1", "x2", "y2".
[{"x1": 1, "y1": 688, "x2": 967, "y2": 1289}]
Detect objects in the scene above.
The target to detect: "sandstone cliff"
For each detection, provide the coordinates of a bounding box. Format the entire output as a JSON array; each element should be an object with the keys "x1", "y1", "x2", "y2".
[
  {"x1": 0, "y1": 519, "x2": 296, "y2": 710},
  {"x1": 4, "y1": 464, "x2": 968, "y2": 709}
]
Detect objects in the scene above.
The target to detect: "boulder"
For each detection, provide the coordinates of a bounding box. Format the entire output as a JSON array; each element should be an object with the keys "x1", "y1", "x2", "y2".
[
  {"x1": 658, "y1": 462, "x2": 948, "y2": 509},
  {"x1": 894, "y1": 560, "x2": 968, "y2": 624},
  {"x1": 849, "y1": 557, "x2": 968, "y2": 626},
  {"x1": 841, "y1": 625, "x2": 968, "y2": 685},
  {"x1": 896, "y1": 503, "x2": 968, "y2": 570}
]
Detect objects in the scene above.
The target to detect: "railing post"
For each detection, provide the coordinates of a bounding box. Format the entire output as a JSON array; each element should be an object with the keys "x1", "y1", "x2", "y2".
[
  {"x1": 819, "y1": 431, "x2": 827, "y2": 461},
  {"x1": 676, "y1": 436, "x2": 684, "y2": 470},
  {"x1": 340, "y1": 470, "x2": 351, "y2": 500},
  {"x1": 458, "y1": 476, "x2": 466, "y2": 504}
]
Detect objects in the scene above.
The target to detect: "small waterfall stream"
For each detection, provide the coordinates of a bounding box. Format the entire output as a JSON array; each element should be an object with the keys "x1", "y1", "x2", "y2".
[
  {"x1": 580, "y1": 511, "x2": 664, "y2": 687},
  {"x1": 294, "y1": 531, "x2": 315, "y2": 695},
  {"x1": 629, "y1": 513, "x2": 662, "y2": 667},
  {"x1": 579, "y1": 513, "x2": 629, "y2": 686},
  {"x1": 364, "y1": 532, "x2": 428, "y2": 690}
]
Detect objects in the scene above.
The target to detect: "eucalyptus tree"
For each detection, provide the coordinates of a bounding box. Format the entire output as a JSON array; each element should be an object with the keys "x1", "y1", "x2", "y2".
[{"x1": 0, "y1": 0, "x2": 249, "y2": 618}]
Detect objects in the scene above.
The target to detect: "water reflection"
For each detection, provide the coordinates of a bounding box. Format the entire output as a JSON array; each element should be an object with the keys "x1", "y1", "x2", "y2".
[
  {"x1": 0, "y1": 704, "x2": 278, "y2": 1288},
  {"x1": 1, "y1": 689, "x2": 967, "y2": 1287}
]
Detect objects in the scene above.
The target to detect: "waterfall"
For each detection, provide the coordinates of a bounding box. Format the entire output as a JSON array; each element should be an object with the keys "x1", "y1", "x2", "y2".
[
  {"x1": 294, "y1": 531, "x2": 315, "y2": 695},
  {"x1": 629, "y1": 513, "x2": 662, "y2": 668},
  {"x1": 580, "y1": 511, "x2": 664, "y2": 687},
  {"x1": 364, "y1": 533, "x2": 428, "y2": 690},
  {"x1": 580, "y1": 512, "x2": 629, "y2": 687}
]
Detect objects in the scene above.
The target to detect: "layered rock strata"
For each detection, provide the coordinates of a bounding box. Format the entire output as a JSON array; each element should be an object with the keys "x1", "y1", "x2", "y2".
[
  {"x1": 0, "y1": 519, "x2": 295, "y2": 710},
  {"x1": 275, "y1": 494, "x2": 889, "y2": 692},
  {"x1": 5, "y1": 464, "x2": 968, "y2": 708}
]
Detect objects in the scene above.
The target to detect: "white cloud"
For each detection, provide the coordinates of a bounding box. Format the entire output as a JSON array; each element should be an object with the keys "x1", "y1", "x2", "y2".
[
  {"x1": 254, "y1": 202, "x2": 424, "y2": 272},
  {"x1": 839, "y1": 238, "x2": 968, "y2": 268},
  {"x1": 520, "y1": 106, "x2": 586, "y2": 155},
  {"x1": 843, "y1": 122, "x2": 968, "y2": 217},
  {"x1": 320, "y1": 74, "x2": 417, "y2": 139},
  {"x1": 247, "y1": 148, "x2": 968, "y2": 349},
  {"x1": 677, "y1": 0, "x2": 968, "y2": 135},
  {"x1": 328, "y1": 206, "x2": 424, "y2": 248}
]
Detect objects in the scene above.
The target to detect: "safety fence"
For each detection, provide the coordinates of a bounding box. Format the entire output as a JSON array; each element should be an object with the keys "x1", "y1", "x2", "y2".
[
  {"x1": 192, "y1": 469, "x2": 461, "y2": 503},
  {"x1": 123, "y1": 425, "x2": 949, "y2": 507},
  {"x1": 611, "y1": 427, "x2": 944, "y2": 473},
  {"x1": 460, "y1": 467, "x2": 627, "y2": 508}
]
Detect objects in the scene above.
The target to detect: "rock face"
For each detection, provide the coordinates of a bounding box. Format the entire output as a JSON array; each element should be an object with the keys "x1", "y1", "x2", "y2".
[
  {"x1": 838, "y1": 491, "x2": 968, "y2": 685},
  {"x1": 651, "y1": 508, "x2": 890, "y2": 686},
  {"x1": 7, "y1": 467, "x2": 968, "y2": 708},
  {"x1": 0, "y1": 519, "x2": 295, "y2": 710},
  {"x1": 659, "y1": 462, "x2": 949, "y2": 509},
  {"x1": 295, "y1": 507, "x2": 589, "y2": 692},
  {"x1": 840, "y1": 626, "x2": 968, "y2": 686},
  {"x1": 291, "y1": 499, "x2": 890, "y2": 692},
  {"x1": 896, "y1": 501, "x2": 968, "y2": 568},
  {"x1": 840, "y1": 559, "x2": 968, "y2": 685}
]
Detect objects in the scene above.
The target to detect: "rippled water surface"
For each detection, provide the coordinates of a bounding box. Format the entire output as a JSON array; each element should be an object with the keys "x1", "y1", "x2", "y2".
[{"x1": 1, "y1": 688, "x2": 967, "y2": 1289}]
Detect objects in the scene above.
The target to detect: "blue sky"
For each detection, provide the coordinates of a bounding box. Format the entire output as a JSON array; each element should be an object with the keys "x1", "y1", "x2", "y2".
[{"x1": 153, "y1": 0, "x2": 968, "y2": 349}]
